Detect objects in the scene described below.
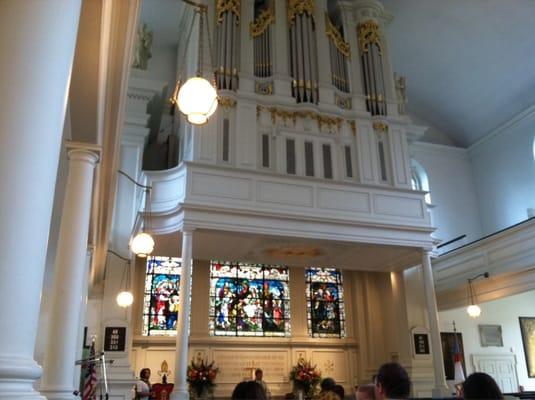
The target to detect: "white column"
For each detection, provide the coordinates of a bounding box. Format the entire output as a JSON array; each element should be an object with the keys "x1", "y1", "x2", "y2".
[
  {"x1": 171, "y1": 230, "x2": 194, "y2": 400},
  {"x1": 40, "y1": 144, "x2": 99, "y2": 400},
  {"x1": 0, "y1": 2, "x2": 81, "y2": 399},
  {"x1": 421, "y1": 251, "x2": 449, "y2": 397}
]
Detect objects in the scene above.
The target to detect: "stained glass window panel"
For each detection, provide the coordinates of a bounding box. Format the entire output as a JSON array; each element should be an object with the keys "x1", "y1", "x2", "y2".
[
  {"x1": 210, "y1": 260, "x2": 291, "y2": 337},
  {"x1": 142, "y1": 256, "x2": 182, "y2": 336},
  {"x1": 306, "y1": 267, "x2": 345, "y2": 338}
]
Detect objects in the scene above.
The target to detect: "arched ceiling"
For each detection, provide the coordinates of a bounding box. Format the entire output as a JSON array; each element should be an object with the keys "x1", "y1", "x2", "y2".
[{"x1": 382, "y1": 0, "x2": 535, "y2": 147}]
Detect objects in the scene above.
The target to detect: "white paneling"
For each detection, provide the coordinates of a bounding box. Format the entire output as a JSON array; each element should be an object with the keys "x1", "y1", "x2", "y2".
[
  {"x1": 317, "y1": 188, "x2": 370, "y2": 213},
  {"x1": 257, "y1": 180, "x2": 314, "y2": 207},
  {"x1": 374, "y1": 194, "x2": 424, "y2": 218},
  {"x1": 190, "y1": 171, "x2": 253, "y2": 200},
  {"x1": 311, "y1": 349, "x2": 350, "y2": 384},
  {"x1": 356, "y1": 122, "x2": 376, "y2": 184},
  {"x1": 236, "y1": 102, "x2": 257, "y2": 168}
]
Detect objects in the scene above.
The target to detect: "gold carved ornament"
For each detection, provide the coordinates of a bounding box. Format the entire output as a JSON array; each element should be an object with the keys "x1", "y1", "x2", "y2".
[
  {"x1": 257, "y1": 105, "x2": 344, "y2": 132},
  {"x1": 218, "y1": 96, "x2": 237, "y2": 108},
  {"x1": 287, "y1": 0, "x2": 315, "y2": 26},
  {"x1": 325, "y1": 14, "x2": 350, "y2": 58},
  {"x1": 250, "y1": 5, "x2": 275, "y2": 38},
  {"x1": 348, "y1": 120, "x2": 357, "y2": 136},
  {"x1": 357, "y1": 20, "x2": 382, "y2": 54},
  {"x1": 216, "y1": 0, "x2": 240, "y2": 25},
  {"x1": 373, "y1": 121, "x2": 388, "y2": 133}
]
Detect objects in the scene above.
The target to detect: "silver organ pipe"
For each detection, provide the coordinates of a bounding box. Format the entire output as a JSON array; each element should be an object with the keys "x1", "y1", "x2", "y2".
[
  {"x1": 216, "y1": 0, "x2": 240, "y2": 91},
  {"x1": 358, "y1": 20, "x2": 387, "y2": 116},
  {"x1": 325, "y1": 14, "x2": 350, "y2": 94},
  {"x1": 288, "y1": 0, "x2": 318, "y2": 104},
  {"x1": 251, "y1": 4, "x2": 274, "y2": 78}
]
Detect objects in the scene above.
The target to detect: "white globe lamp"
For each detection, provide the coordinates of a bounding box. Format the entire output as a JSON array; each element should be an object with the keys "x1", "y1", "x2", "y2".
[
  {"x1": 466, "y1": 304, "x2": 481, "y2": 318},
  {"x1": 116, "y1": 291, "x2": 134, "y2": 308},
  {"x1": 131, "y1": 232, "x2": 155, "y2": 258},
  {"x1": 176, "y1": 76, "x2": 218, "y2": 125}
]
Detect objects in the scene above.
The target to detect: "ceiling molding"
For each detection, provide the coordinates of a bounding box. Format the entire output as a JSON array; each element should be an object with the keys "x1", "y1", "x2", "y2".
[{"x1": 468, "y1": 102, "x2": 535, "y2": 155}]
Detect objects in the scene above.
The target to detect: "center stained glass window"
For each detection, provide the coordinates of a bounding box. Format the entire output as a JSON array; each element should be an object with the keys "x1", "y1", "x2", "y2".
[
  {"x1": 306, "y1": 267, "x2": 345, "y2": 338},
  {"x1": 142, "y1": 256, "x2": 182, "y2": 336},
  {"x1": 209, "y1": 261, "x2": 291, "y2": 336}
]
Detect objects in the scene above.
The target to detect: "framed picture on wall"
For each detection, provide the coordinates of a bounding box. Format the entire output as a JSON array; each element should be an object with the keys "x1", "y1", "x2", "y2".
[
  {"x1": 441, "y1": 332, "x2": 466, "y2": 380},
  {"x1": 519, "y1": 317, "x2": 535, "y2": 378},
  {"x1": 479, "y1": 324, "x2": 503, "y2": 347}
]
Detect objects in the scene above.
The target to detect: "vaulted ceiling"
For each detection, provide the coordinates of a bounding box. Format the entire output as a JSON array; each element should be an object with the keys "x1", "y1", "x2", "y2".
[{"x1": 382, "y1": 0, "x2": 535, "y2": 147}]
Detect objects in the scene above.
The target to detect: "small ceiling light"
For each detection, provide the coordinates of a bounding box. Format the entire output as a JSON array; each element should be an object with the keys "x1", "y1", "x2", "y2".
[
  {"x1": 466, "y1": 272, "x2": 489, "y2": 318},
  {"x1": 171, "y1": 1, "x2": 218, "y2": 126}
]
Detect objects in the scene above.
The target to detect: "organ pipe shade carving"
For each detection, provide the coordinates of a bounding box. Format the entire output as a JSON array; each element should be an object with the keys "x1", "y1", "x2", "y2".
[
  {"x1": 287, "y1": 0, "x2": 315, "y2": 25},
  {"x1": 216, "y1": 0, "x2": 240, "y2": 25},
  {"x1": 357, "y1": 20, "x2": 387, "y2": 116},
  {"x1": 325, "y1": 13, "x2": 350, "y2": 93},
  {"x1": 251, "y1": 3, "x2": 275, "y2": 78},
  {"x1": 288, "y1": 0, "x2": 319, "y2": 104},
  {"x1": 215, "y1": 0, "x2": 240, "y2": 90}
]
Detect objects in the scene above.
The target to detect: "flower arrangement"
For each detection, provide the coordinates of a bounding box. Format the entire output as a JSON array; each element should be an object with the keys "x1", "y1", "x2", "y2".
[
  {"x1": 187, "y1": 359, "x2": 219, "y2": 397},
  {"x1": 289, "y1": 358, "x2": 321, "y2": 398}
]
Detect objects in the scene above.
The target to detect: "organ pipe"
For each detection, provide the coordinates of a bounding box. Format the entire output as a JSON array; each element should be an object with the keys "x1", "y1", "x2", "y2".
[
  {"x1": 357, "y1": 20, "x2": 387, "y2": 116},
  {"x1": 250, "y1": 4, "x2": 275, "y2": 78},
  {"x1": 325, "y1": 14, "x2": 350, "y2": 93},
  {"x1": 287, "y1": 0, "x2": 318, "y2": 104},
  {"x1": 216, "y1": 0, "x2": 240, "y2": 91}
]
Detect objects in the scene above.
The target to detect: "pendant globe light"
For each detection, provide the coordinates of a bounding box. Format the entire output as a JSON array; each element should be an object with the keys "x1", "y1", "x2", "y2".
[
  {"x1": 171, "y1": 0, "x2": 218, "y2": 125},
  {"x1": 108, "y1": 250, "x2": 135, "y2": 308},
  {"x1": 118, "y1": 170, "x2": 155, "y2": 258},
  {"x1": 466, "y1": 272, "x2": 489, "y2": 318}
]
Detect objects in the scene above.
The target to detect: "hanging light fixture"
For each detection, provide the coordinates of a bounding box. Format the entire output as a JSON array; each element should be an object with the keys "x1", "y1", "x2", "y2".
[
  {"x1": 108, "y1": 250, "x2": 134, "y2": 308},
  {"x1": 466, "y1": 272, "x2": 489, "y2": 318},
  {"x1": 171, "y1": 0, "x2": 218, "y2": 125},
  {"x1": 118, "y1": 170, "x2": 155, "y2": 257}
]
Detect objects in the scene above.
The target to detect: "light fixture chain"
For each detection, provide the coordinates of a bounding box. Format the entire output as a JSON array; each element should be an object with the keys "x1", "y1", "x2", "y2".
[
  {"x1": 204, "y1": 8, "x2": 216, "y2": 82},
  {"x1": 177, "y1": 7, "x2": 197, "y2": 85},
  {"x1": 197, "y1": 8, "x2": 204, "y2": 77}
]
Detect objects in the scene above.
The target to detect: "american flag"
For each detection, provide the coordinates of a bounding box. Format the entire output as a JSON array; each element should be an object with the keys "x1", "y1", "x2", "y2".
[
  {"x1": 453, "y1": 332, "x2": 465, "y2": 383},
  {"x1": 82, "y1": 341, "x2": 97, "y2": 400}
]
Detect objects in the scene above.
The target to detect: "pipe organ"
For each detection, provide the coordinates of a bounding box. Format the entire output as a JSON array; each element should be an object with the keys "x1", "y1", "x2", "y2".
[
  {"x1": 287, "y1": 0, "x2": 319, "y2": 104},
  {"x1": 215, "y1": 0, "x2": 240, "y2": 90},
  {"x1": 357, "y1": 20, "x2": 387, "y2": 116},
  {"x1": 325, "y1": 13, "x2": 350, "y2": 93},
  {"x1": 250, "y1": 1, "x2": 274, "y2": 78}
]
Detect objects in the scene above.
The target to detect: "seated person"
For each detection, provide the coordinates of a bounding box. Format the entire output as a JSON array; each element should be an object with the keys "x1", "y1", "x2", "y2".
[
  {"x1": 355, "y1": 385, "x2": 375, "y2": 400},
  {"x1": 232, "y1": 381, "x2": 267, "y2": 400},
  {"x1": 333, "y1": 385, "x2": 345, "y2": 400},
  {"x1": 461, "y1": 372, "x2": 504, "y2": 400},
  {"x1": 374, "y1": 363, "x2": 411, "y2": 400},
  {"x1": 318, "y1": 378, "x2": 341, "y2": 400},
  {"x1": 255, "y1": 368, "x2": 271, "y2": 398}
]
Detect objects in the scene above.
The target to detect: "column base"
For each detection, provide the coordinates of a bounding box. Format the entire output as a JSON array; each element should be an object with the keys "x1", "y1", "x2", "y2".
[
  {"x1": 39, "y1": 389, "x2": 77, "y2": 400},
  {"x1": 0, "y1": 356, "x2": 45, "y2": 400},
  {"x1": 170, "y1": 389, "x2": 189, "y2": 400}
]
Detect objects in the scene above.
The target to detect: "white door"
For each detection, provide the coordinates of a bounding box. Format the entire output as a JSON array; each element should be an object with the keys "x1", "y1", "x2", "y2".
[{"x1": 472, "y1": 354, "x2": 519, "y2": 393}]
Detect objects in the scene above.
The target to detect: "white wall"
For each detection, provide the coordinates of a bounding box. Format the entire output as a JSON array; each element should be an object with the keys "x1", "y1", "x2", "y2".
[
  {"x1": 439, "y1": 290, "x2": 535, "y2": 391},
  {"x1": 410, "y1": 142, "x2": 482, "y2": 251},
  {"x1": 469, "y1": 109, "x2": 535, "y2": 235}
]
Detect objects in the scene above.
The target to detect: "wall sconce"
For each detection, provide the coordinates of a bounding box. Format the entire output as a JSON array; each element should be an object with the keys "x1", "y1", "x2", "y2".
[
  {"x1": 118, "y1": 170, "x2": 154, "y2": 258},
  {"x1": 171, "y1": 0, "x2": 218, "y2": 125},
  {"x1": 466, "y1": 272, "x2": 489, "y2": 318},
  {"x1": 108, "y1": 250, "x2": 134, "y2": 308}
]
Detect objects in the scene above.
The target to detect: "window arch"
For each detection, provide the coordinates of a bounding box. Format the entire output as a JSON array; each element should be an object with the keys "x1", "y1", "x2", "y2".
[
  {"x1": 411, "y1": 159, "x2": 431, "y2": 204},
  {"x1": 306, "y1": 267, "x2": 346, "y2": 338},
  {"x1": 142, "y1": 256, "x2": 182, "y2": 336},
  {"x1": 209, "y1": 261, "x2": 291, "y2": 337}
]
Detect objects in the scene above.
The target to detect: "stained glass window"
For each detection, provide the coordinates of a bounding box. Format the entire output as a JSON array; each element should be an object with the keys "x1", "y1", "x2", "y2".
[
  {"x1": 209, "y1": 261, "x2": 291, "y2": 336},
  {"x1": 306, "y1": 267, "x2": 345, "y2": 338},
  {"x1": 142, "y1": 256, "x2": 182, "y2": 336}
]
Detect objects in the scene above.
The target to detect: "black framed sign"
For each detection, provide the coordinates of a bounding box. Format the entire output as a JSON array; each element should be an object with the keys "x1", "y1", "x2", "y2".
[
  {"x1": 104, "y1": 327, "x2": 126, "y2": 352},
  {"x1": 413, "y1": 333, "x2": 430, "y2": 355}
]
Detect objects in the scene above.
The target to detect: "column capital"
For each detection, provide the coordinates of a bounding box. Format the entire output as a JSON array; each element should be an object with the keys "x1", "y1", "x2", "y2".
[{"x1": 65, "y1": 140, "x2": 101, "y2": 164}]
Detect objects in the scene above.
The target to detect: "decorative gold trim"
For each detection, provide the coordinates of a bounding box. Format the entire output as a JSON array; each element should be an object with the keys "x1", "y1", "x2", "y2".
[
  {"x1": 216, "y1": 0, "x2": 240, "y2": 25},
  {"x1": 250, "y1": 5, "x2": 275, "y2": 37},
  {"x1": 348, "y1": 120, "x2": 357, "y2": 136},
  {"x1": 373, "y1": 121, "x2": 388, "y2": 133},
  {"x1": 255, "y1": 81, "x2": 274, "y2": 95},
  {"x1": 218, "y1": 97, "x2": 237, "y2": 108},
  {"x1": 335, "y1": 94, "x2": 352, "y2": 110},
  {"x1": 257, "y1": 105, "x2": 347, "y2": 132},
  {"x1": 325, "y1": 14, "x2": 350, "y2": 58},
  {"x1": 287, "y1": 0, "x2": 315, "y2": 26},
  {"x1": 357, "y1": 20, "x2": 382, "y2": 54}
]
